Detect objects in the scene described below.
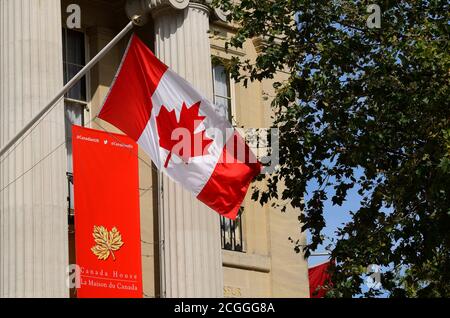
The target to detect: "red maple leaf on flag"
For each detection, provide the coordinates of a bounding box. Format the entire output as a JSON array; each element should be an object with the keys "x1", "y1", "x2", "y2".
[{"x1": 156, "y1": 102, "x2": 213, "y2": 168}]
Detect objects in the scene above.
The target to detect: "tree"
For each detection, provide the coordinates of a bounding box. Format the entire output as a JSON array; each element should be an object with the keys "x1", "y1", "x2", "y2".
[{"x1": 212, "y1": 0, "x2": 450, "y2": 297}]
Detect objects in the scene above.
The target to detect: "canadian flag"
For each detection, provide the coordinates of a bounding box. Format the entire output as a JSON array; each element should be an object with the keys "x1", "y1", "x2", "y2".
[{"x1": 98, "y1": 34, "x2": 262, "y2": 220}]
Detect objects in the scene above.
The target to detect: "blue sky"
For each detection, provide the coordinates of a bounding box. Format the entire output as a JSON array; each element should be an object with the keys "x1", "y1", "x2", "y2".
[
  {"x1": 306, "y1": 174, "x2": 362, "y2": 267},
  {"x1": 305, "y1": 170, "x2": 389, "y2": 297}
]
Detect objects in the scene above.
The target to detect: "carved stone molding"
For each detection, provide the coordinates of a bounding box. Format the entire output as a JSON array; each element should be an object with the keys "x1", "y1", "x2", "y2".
[
  {"x1": 212, "y1": 7, "x2": 228, "y2": 22},
  {"x1": 149, "y1": 0, "x2": 189, "y2": 10},
  {"x1": 126, "y1": 0, "x2": 214, "y2": 20}
]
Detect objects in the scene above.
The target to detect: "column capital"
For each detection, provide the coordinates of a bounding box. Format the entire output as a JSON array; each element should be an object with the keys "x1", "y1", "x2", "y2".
[
  {"x1": 148, "y1": 0, "x2": 190, "y2": 10},
  {"x1": 126, "y1": 0, "x2": 214, "y2": 23},
  {"x1": 148, "y1": 0, "x2": 213, "y2": 10}
]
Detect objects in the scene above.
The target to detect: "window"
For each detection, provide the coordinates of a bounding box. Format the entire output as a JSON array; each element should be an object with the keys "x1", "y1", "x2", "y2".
[
  {"x1": 220, "y1": 208, "x2": 245, "y2": 252},
  {"x1": 63, "y1": 28, "x2": 87, "y2": 101},
  {"x1": 212, "y1": 63, "x2": 233, "y2": 122},
  {"x1": 213, "y1": 61, "x2": 244, "y2": 252},
  {"x1": 62, "y1": 28, "x2": 88, "y2": 217},
  {"x1": 65, "y1": 102, "x2": 84, "y2": 215}
]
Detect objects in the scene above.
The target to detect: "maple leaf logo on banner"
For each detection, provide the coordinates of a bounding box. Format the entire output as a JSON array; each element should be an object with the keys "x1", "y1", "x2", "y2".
[
  {"x1": 91, "y1": 226, "x2": 124, "y2": 261},
  {"x1": 156, "y1": 102, "x2": 213, "y2": 168}
]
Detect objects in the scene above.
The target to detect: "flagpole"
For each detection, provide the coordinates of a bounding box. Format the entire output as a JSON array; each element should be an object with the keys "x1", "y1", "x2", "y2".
[
  {"x1": 0, "y1": 16, "x2": 142, "y2": 158},
  {"x1": 158, "y1": 171, "x2": 166, "y2": 298},
  {"x1": 310, "y1": 252, "x2": 332, "y2": 257}
]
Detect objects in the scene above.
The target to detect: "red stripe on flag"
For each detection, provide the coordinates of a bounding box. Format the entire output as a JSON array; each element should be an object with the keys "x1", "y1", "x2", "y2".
[
  {"x1": 197, "y1": 132, "x2": 262, "y2": 220},
  {"x1": 98, "y1": 34, "x2": 168, "y2": 141}
]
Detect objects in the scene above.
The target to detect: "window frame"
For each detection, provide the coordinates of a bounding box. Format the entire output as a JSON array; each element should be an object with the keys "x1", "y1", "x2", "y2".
[
  {"x1": 212, "y1": 59, "x2": 247, "y2": 253},
  {"x1": 62, "y1": 27, "x2": 90, "y2": 105},
  {"x1": 62, "y1": 27, "x2": 90, "y2": 221},
  {"x1": 212, "y1": 61, "x2": 237, "y2": 126},
  {"x1": 220, "y1": 208, "x2": 246, "y2": 253}
]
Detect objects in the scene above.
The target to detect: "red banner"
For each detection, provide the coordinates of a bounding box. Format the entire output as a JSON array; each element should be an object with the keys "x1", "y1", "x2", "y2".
[
  {"x1": 72, "y1": 126, "x2": 143, "y2": 298},
  {"x1": 309, "y1": 261, "x2": 333, "y2": 298}
]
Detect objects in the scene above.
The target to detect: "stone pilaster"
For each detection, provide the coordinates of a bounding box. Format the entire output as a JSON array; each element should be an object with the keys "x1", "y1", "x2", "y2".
[
  {"x1": 126, "y1": 0, "x2": 223, "y2": 298},
  {"x1": 154, "y1": 2, "x2": 223, "y2": 298},
  {"x1": 0, "y1": 0, "x2": 68, "y2": 297}
]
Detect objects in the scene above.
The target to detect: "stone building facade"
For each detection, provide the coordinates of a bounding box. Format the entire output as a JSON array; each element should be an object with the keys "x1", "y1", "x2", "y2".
[{"x1": 0, "y1": 0, "x2": 309, "y2": 298}]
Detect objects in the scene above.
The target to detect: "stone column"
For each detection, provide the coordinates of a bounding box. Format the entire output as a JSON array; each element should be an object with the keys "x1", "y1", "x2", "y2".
[
  {"x1": 127, "y1": 0, "x2": 223, "y2": 298},
  {"x1": 0, "y1": 0, "x2": 68, "y2": 297}
]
